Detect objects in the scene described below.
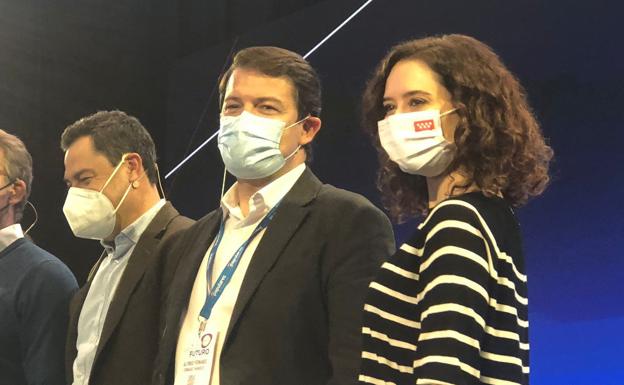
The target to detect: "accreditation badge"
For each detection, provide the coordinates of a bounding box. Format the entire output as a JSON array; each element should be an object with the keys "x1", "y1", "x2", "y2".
[{"x1": 177, "y1": 327, "x2": 218, "y2": 385}]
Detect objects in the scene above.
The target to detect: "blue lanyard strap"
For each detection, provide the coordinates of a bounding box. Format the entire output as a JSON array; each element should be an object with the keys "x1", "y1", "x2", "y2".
[{"x1": 199, "y1": 203, "x2": 280, "y2": 320}]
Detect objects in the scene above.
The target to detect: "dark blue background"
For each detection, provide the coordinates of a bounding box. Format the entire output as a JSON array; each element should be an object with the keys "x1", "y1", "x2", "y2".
[
  {"x1": 1, "y1": 0, "x2": 622, "y2": 383},
  {"x1": 163, "y1": 1, "x2": 624, "y2": 383}
]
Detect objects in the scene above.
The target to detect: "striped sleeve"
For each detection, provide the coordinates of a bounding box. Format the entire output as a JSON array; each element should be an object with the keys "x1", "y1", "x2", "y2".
[
  {"x1": 413, "y1": 201, "x2": 529, "y2": 385},
  {"x1": 359, "y1": 244, "x2": 422, "y2": 385},
  {"x1": 412, "y1": 204, "x2": 492, "y2": 384},
  {"x1": 359, "y1": 197, "x2": 529, "y2": 385}
]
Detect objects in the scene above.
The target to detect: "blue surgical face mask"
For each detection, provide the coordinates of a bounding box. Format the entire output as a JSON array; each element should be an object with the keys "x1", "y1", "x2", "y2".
[{"x1": 218, "y1": 111, "x2": 305, "y2": 179}]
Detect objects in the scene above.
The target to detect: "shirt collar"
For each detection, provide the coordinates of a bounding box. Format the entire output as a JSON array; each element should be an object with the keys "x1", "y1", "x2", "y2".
[
  {"x1": 101, "y1": 199, "x2": 166, "y2": 258},
  {"x1": 0, "y1": 223, "x2": 24, "y2": 252},
  {"x1": 221, "y1": 163, "x2": 306, "y2": 228}
]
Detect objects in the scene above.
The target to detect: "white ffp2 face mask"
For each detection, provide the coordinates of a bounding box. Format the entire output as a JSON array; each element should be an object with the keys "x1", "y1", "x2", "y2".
[
  {"x1": 218, "y1": 111, "x2": 304, "y2": 180},
  {"x1": 378, "y1": 109, "x2": 456, "y2": 177},
  {"x1": 62, "y1": 158, "x2": 133, "y2": 240}
]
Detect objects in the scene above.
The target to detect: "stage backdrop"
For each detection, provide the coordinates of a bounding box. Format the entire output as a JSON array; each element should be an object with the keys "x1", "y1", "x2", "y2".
[
  {"x1": 0, "y1": 0, "x2": 622, "y2": 383},
  {"x1": 163, "y1": 1, "x2": 624, "y2": 384}
]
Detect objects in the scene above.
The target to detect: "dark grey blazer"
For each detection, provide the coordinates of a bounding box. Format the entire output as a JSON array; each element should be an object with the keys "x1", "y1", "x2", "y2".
[
  {"x1": 153, "y1": 169, "x2": 395, "y2": 385},
  {"x1": 65, "y1": 202, "x2": 194, "y2": 385}
]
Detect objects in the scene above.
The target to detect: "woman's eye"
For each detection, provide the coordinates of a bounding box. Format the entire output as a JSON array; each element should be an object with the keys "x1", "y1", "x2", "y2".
[
  {"x1": 408, "y1": 98, "x2": 427, "y2": 107},
  {"x1": 382, "y1": 104, "x2": 396, "y2": 115}
]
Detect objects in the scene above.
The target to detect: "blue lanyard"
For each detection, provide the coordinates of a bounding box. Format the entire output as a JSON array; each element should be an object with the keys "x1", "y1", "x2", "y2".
[{"x1": 199, "y1": 204, "x2": 280, "y2": 320}]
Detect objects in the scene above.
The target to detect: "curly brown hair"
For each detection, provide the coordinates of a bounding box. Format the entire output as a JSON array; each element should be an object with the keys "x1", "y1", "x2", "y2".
[{"x1": 362, "y1": 34, "x2": 553, "y2": 223}]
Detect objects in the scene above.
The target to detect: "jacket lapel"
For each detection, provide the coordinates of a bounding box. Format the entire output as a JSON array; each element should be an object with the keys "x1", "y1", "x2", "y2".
[
  {"x1": 94, "y1": 203, "x2": 178, "y2": 359},
  {"x1": 69, "y1": 249, "x2": 105, "y2": 333},
  {"x1": 66, "y1": 248, "x2": 106, "y2": 376},
  {"x1": 166, "y1": 210, "x2": 223, "y2": 323},
  {"x1": 65, "y1": 275, "x2": 94, "y2": 381},
  {"x1": 224, "y1": 169, "x2": 322, "y2": 346},
  {"x1": 161, "y1": 210, "x2": 222, "y2": 370}
]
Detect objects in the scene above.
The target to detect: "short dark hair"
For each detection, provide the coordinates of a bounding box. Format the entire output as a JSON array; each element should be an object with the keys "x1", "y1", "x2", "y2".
[
  {"x1": 218, "y1": 46, "x2": 322, "y2": 159},
  {"x1": 362, "y1": 34, "x2": 553, "y2": 222},
  {"x1": 60, "y1": 110, "x2": 159, "y2": 184},
  {"x1": 0, "y1": 129, "x2": 33, "y2": 221}
]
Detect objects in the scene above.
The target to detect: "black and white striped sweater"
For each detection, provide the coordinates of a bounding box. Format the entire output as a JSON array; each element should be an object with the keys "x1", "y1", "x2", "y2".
[{"x1": 359, "y1": 192, "x2": 529, "y2": 385}]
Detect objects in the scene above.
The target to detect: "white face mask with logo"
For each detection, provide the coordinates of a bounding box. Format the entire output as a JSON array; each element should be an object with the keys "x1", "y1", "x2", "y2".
[
  {"x1": 378, "y1": 108, "x2": 457, "y2": 177},
  {"x1": 63, "y1": 157, "x2": 134, "y2": 240}
]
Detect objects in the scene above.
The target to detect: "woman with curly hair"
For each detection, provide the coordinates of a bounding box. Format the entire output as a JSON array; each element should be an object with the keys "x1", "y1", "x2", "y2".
[{"x1": 358, "y1": 34, "x2": 553, "y2": 385}]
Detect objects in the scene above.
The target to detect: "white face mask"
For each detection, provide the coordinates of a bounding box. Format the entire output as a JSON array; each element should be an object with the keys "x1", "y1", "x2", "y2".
[
  {"x1": 378, "y1": 109, "x2": 457, "y2": 177},
  {"x1": 218, "y1": 111, "x2": 304, "y2": 180},
  {"x1": 63, "y1": 157, "x2": 133, "y2": 240}
]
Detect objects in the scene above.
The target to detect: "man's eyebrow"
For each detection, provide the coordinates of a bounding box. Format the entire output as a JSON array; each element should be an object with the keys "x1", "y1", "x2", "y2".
[
  {"x1": 223, "y1": 96, "x2": 242, "y2": 102},
  {"x1": 222, "y1": 95, "x2": 286, "y2": 108},
  {"x1": 255, "y1": 97, "x2": 285, "y2": 106},
  {"x1": 64, "y1": 169, "x2": 95, "y2": 184}
]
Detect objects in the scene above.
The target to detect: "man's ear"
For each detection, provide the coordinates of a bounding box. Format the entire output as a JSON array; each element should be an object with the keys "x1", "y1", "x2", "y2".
[
  {"x1": 300, "y1": 116, "x2": 322, "y2": 146},
  {"x1": 9, "y1": 180, "x2": 27, "y2": 206},
  {"x1": 122, "y1": 153, "x2": 144, "y2": 183}
]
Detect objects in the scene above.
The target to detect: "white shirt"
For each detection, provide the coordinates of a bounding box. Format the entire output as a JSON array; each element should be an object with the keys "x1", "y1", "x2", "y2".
[
  {"x1": 174, "y1": 164, "x2": 306, "y2": 385},
  {"x1": 72, "y1": 199, "x2": 166, "y2": 385},
  {"x1": 0, "y1": 223, "x2": 23, "y2": 252}
]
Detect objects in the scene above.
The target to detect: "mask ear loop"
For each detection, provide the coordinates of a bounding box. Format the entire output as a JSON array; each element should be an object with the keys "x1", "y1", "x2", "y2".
[
  {"x1": 439, "y1": 108, "x2": 459, "y2": 145},
  {"x1": 283, "y1": 114, "x2": 311, "y2": 131},
  {"x1": 23, "y1": 201, "x2": 38, "y2": 235},
  {"x1": 112, "y1": 183, "x2": 134, "y2": 213},
  {"x1": 284, "y1": 145, "x2": 302, "y2": 161},
  {"x1": 220, "y1": 166, "x2": 227, "y2": 199},
  {"x1": 113, "y1": 155, "x2": 147, "y2": 213},
  {"x1": 155, "y1": 163, "x2": 167, "y2": 200},
  {"x1": 440, "y1": 108, "x2": 458, "y2": 118},
  {"x1": 100, "y1": 154, "x2": 129, "y2": 194},
  {"x1": 281, "y1": 114, "x2": 309, "y2": 161}
]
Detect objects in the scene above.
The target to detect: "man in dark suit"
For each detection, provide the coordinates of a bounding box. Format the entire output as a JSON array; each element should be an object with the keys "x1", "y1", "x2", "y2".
[
  {"x1": 60, "y1": 110, "x2": 194, "y2": 385},
  {"x1": 152, "y1": 47, "x2": 395, "y2": 385}
]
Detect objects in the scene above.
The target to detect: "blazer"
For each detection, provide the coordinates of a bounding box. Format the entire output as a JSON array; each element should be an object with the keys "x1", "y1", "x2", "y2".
[
  {"x1": 152, "y1": 169, "x2": 395, "y2": 385},
  {"x1": 65, "y1": 202, "x2": 194, "y2": 385}
]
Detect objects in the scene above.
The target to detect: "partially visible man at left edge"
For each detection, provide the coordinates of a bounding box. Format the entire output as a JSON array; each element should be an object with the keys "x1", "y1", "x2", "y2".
[{"x1": 0, "y1": 129, "x2": 78, "y2": 385}]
